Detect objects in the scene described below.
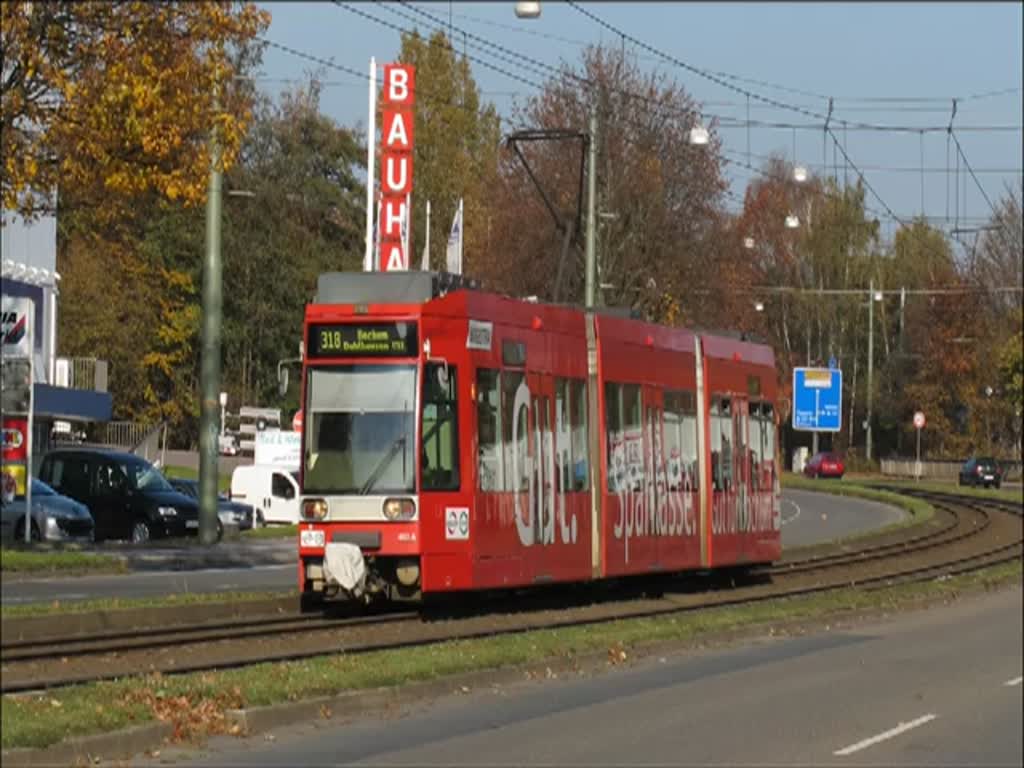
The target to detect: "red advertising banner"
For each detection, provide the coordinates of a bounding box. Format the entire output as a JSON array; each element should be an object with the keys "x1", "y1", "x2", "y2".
[
  {"x1": 1, "y1": 417, "x2": 28, "y2": 463},
  {"x1": 380, "y1": 64, "x2": 415, "y2": 272}
]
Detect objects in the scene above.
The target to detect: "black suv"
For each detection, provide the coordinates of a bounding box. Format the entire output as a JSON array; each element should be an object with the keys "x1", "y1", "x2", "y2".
[
  {"x1": 958, "y1": 457, "x2": 1003, "y2": 489},
  {"x1": 38, "y1": 449, "x2": 200, "y2": 542}
]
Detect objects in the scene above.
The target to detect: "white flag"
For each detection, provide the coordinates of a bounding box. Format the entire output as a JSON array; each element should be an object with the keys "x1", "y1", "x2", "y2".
[
  {"x1": 446, "y1": 198, "x2": 463, "y2": 275},
  {"x1": 420, "y1": 200, "x2": 431, "y2": 271}
]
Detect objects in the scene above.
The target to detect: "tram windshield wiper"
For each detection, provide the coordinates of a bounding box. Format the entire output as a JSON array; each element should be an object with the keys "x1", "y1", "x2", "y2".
[{"x1": 359, "y1": 435, "x2": 408, "y2": 495}]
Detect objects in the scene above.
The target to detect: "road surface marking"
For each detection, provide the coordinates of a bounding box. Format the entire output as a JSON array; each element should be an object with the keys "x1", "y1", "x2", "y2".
[
  {"x1": 1004, "y1": 676, "x2": 1022, "y2": 687},
  {"x1": 781, "y1": 498, "x2": 801, "y2": 526},
  {"x1": 833, "y1": 714, "x2": 937, "y2": 756}
]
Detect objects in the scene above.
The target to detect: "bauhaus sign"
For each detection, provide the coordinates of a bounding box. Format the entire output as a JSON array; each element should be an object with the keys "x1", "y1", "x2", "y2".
[{"x1": 380, "y1": 63, "x2": 415, "y2": 272}]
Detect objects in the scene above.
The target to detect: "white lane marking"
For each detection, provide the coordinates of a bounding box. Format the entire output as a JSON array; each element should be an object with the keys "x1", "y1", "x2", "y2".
[
  {"x1": 833, "y1": 714, "x2": 938, "y2": 756},
  {"x1": 781, "y1": 498, "x2": 801, "y2": 526},
  {"x1": 1004, "y1": 676, "x2": 1023, "y2": 687}
]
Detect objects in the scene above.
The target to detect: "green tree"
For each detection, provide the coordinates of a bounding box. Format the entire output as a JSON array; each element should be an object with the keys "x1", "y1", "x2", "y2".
[{"x1": 221, "y1": 80, "x2": 366, "y2": 412}]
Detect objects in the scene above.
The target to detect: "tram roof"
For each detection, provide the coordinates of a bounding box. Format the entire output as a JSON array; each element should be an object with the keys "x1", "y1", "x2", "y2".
[{"x1": 312, "y1": 271, "x2": 773, "y2": 365}]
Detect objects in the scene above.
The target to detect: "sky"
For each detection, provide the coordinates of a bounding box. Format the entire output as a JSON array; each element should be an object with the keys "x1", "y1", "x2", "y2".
[{"x1": 259, "y1": 1, "x2": 1023, "y2": 244}]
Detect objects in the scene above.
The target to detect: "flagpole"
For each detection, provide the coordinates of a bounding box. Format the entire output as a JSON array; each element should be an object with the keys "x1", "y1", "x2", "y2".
[
  {"x1": 362, "y1": 55, "x2": 374, "y2": 270},
  {"x1": 422, "y1": 200, "x2": 431, "y2": 271},
  {"x1": 458, "y1": 198, "x2": 464, "y2": 275}
]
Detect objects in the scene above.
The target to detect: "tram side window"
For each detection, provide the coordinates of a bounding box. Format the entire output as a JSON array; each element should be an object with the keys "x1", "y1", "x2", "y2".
[
  {"x1": 605, "y1": 382, "x2": 623, "y2": 492},
  {"x1": 622, "y1": 384, "x2": 642, "y2": 492},
  {"x1": 762, "y1": 403, "x2": 776, "y2": 463},
  {"x1": 502, "y1": 370, "x2": 528, "y2": 493},
  {"x1": 476, "y1": 368, "x2": 502, "y2": 491},
  {"x1": 663, "y1": 392, "x2": 684, "y2": 491},
  {"x1": 667, "y1": 390, "x2": 699, "y2": 491},
  {"x1": 749, "y1": 402, "x2": 763, "y2": 490},
  {"x1": 711, "y1": 398, "x2": 733, "y2": 492},
  {"x1": 556, "y1": 379, "x2": 590, "y2": 493},
  {"x1": 421, "y1": 363, "x2": 460, "y2": 491},
  {"x1": 570, "y1": 379, "x2": 589, "y2": 491}
]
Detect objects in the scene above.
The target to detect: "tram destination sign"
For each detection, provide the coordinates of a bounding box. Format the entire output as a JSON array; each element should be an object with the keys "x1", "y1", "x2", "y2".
[{"x1": 309, "y1": 322, "x2": 418, "y2": 358}]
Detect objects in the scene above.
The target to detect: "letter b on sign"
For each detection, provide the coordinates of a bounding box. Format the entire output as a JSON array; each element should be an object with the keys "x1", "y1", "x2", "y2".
[{"x1": 384, "y1": 65, "x2": 415, "y2": 106}]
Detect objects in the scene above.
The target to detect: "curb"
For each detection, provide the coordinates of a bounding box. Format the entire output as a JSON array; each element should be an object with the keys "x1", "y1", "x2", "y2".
[
  {"x1": 1, "y1": 721, "x2": 173, "y2": 768},
  {"x1": 224, "y1": 654, "x2": 609, "y2": 735}
]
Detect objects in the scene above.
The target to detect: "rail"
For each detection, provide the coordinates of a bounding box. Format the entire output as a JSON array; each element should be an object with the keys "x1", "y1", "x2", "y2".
[{"x1": 1, "y1": 489, "x2": 1018, "y2": 693}]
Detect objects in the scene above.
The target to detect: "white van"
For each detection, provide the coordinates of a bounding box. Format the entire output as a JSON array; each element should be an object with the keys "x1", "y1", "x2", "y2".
[{"x1": 230, "y1": 465, "x2": 300, "y2": 525}]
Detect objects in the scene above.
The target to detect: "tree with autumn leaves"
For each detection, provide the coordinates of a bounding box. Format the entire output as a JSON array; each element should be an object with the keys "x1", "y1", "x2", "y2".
[{"x1": 2, "y1": 2, "x2": 269, "y2": 219}]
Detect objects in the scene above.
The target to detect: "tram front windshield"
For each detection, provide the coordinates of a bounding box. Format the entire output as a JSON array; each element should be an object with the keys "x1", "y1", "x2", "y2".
[{"x1": 304, "y1": 364, "x2": 416, "y2": 495}]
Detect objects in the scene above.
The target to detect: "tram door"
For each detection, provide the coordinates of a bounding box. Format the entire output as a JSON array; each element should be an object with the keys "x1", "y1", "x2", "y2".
[{"x1": 528, "y1": 372, "x2": 556, "y2": 550}]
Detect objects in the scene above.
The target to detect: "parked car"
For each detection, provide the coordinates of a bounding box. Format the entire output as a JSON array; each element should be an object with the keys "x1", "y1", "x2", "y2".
[
  {"x1": 167, "y1": 477, "x2": 255, "y2": 533},
  {"x1": 958, "y1": 457, "x2": 1003, "y2": 489},
  {"x1": 803, "y1": 451, "x2": 845, "y2": 479},
  {"x1": 230, "y1": 465, "x2": 300, "y2": 525},
  {"x1": 38, "y1": 448, "x2": 200, "y2": 543},
  {"x1": 0, "y1": 477, "x2": 94, "y2": 543}
]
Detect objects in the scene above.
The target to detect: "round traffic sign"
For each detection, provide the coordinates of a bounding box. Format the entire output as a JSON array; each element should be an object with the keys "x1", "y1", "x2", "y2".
[
  {"x1": 292, "y1": 410, "x2": 303, "y2": 432},
  {"x1": 913, "y1": 411, "x2": 926, "y2": 429}
]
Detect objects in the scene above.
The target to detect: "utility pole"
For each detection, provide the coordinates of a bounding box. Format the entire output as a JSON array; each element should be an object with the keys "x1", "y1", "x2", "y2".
[
  {"x1": 866, "y1": 279, "x2": 874, "y2": 464},
  {"x1": 199, "y1": 90, "x2": 224, "y2": 546},
  {"x1": 584, "y1": 104, "x2": 598, "y2": 309}
]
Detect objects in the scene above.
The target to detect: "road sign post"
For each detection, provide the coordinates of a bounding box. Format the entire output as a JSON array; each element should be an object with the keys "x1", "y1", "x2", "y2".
[{"x1": 913, "y1": 411, "x2": 926, "y2": 481}]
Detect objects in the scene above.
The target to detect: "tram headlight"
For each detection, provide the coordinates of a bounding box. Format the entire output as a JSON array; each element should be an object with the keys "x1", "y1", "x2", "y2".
[
  {"x1": 383, "y1": 497, "x2": 416, "y2": 521},
  {"x1": 303, "y1": 498, "x2": 328, "y2": 521}
]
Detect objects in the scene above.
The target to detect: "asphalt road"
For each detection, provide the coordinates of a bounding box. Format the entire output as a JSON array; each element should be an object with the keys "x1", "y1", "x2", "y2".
[
  {"x1": 1, "y1": 490, "x2": 903, "y2": 605},
  {"x1": 139, "y1": 584, "x2": 1023, "y2": 767},
  {"x1": 780, "y1": 487, "x2": 905, "y2": 549}
]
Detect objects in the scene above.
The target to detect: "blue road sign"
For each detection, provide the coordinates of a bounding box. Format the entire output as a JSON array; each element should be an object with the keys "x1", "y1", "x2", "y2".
[
  {"x1": 792, "y1": 367, "x2": 843, "y2": 432},
  {"x1": 828, "y1": 355, "x2": 837, "y2": 370}
]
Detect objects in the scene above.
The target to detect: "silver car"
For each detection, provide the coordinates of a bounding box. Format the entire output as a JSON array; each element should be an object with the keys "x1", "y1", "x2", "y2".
[{"x1": 0, "y1": 478, "x2": 95, "y2": 543}]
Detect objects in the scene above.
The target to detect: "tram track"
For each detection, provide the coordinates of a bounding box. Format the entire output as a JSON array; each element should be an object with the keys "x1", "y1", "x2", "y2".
[{"x1": 2, "y1": 489, "x2": 1019, "y2": 695}]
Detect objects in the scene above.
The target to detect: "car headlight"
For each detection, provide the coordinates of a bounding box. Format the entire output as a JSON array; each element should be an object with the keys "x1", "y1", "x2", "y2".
[
  {"x1": 302, "y1": 498, "x2": 328, "y2": 520},
  {"x1": 383, "y1": 498, "x2": 416, "y2": 521},
  {"x1": 157, "y1": 506, "x2": 178, "y2": 517}
]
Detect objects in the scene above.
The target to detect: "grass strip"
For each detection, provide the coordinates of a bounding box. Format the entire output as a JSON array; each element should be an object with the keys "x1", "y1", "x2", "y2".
[
  {"x1": 241, "y1": 524, "x2": 298, "y2": 540},
  {"x1": 855, "y1": 475, "x2": 1023, "y2": 504},
  {"x1": 0, "y1": 547, "x2": 127, "y2": 575},
  {"x1": 0, "y1": 590, "x2": 291, "y2": 620},
  {"x1": 3, "y1": 558, "x2": 1020, "y2": 751}
]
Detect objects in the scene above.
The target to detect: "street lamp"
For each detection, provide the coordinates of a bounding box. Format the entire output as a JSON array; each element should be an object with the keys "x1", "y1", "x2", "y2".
[
  {"x1": 754, "y1": 301, "x2": 764, "y2": 312},
  {"x1": 785, "y1": 214, "x2": 800, "y2": 229},
  {"x1": 219, "y1": 391, "x2": 228, "y2": 436},
  {"x1": 688, "y1": 122, "x2": 710, "y2": 146},
  {"x1": 515, "y1": 1, "x2": 541, "y2": 18},
  {"x1": 743, "y1": 236, "x2": 756, "y2": 250},
  {"x1": 865, "y1": 282, "x2": 883, "y2": 463},
  {"x1": 793, "y1": 165, "x2": 808, "y2": 183}
]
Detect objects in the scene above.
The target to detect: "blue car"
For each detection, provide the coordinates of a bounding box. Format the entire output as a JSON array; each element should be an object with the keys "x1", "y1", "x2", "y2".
[{"x1": 167, "y1": 478, "x2": 256, "y2": 532}]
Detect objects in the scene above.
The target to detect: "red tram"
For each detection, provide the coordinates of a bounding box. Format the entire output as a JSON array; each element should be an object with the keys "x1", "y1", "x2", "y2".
[{"x1": 296, "y1": 272, "x2": 781, "y2": 604}]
